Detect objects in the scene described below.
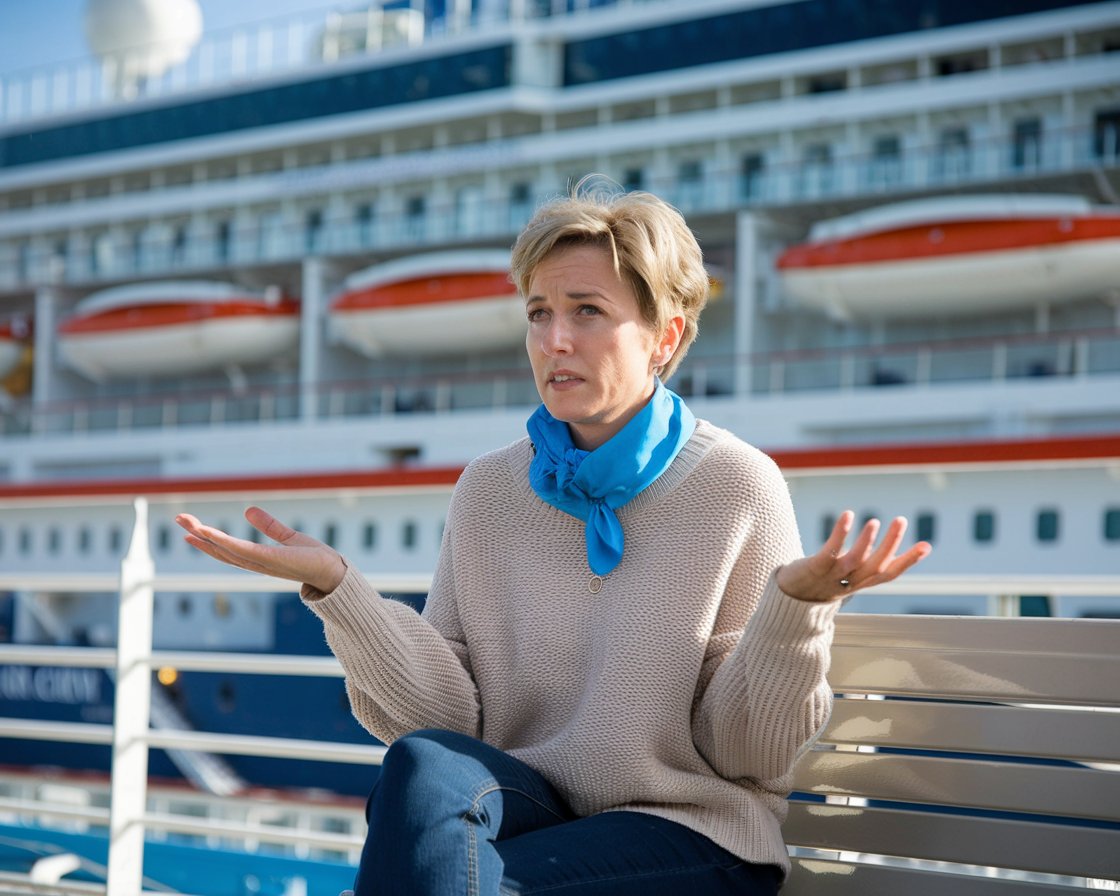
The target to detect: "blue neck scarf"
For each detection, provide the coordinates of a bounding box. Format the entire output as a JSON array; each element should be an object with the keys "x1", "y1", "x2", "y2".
[{"x1": 526, "y1": 379, "x2": 696, "y2": 576}]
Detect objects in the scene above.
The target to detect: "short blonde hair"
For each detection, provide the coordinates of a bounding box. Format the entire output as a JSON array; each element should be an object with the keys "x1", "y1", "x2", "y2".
[{"x1": 510, "y1": 178, "x2": 709, "y2": 381}]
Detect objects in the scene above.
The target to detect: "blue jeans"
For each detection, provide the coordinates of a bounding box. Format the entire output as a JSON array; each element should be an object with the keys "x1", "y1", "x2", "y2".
[{"x1": 352, "y1": 729, "x2": 781, "y2": 896}]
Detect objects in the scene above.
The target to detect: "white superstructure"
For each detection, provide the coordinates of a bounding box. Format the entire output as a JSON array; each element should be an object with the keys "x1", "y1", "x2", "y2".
[{"x1": 0, "y1": 0, "x2": 1118, "y2": 626}]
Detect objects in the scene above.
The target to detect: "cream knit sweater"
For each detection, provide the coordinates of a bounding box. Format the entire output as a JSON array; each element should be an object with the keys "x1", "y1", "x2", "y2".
[{"x1": 304, "y1": 420, "x2": 839, "y2": 876}]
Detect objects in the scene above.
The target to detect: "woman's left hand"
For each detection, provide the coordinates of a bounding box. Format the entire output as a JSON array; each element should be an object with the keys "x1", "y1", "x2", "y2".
[{"x1": 776, "y1": 510, "x2": 931, "y2": 603}]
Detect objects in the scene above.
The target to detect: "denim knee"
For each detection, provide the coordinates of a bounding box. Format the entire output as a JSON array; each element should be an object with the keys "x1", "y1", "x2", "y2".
[{"x1": 374, "y1": 729, "x2": 468, "y2": 810}]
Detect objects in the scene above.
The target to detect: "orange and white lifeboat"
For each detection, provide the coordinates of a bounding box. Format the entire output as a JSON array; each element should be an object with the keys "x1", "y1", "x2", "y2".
[
  {"x1": 0, "y1": 316, "x2": 32, "y2": 379},
  {"x1": 776, "y1": 195, "x2": 1120, "y2": 319},
  {"x1": 58, "y1": 281, "x2": 300, "y2": 379},
  {"x1": 328, "y1": 250, "x2": 521, "y2": 357}
]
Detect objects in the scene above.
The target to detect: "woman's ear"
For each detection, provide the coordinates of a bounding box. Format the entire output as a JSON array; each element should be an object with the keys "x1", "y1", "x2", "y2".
[{"x1": 656, "y1": 314, "x2": 686, "y2": 368}]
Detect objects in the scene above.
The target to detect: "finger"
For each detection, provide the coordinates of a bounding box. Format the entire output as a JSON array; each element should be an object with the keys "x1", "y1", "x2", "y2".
[
  {"x1": 174, "y1": 512, "x2": 207, "y2": 535},
  {"x1": 184, "y1": 533, "x2": 306, "y2": 582},
  {"x1": 245, "y1": 506, "x2": 321, "y2": 548},
  {"x1": 888, "y1": 541, "x2": 933, "y2": 579},
  {"x1": 181, "y1": 533, "x2": 264, "y2": 574},
  {"x1": 245, "y1": 506, "x2": 290, "y2": 543},
  {"x1": 176, "y1": 513, "x2": 248, "y2": 549},
  {"x1": 823, "y1": 510, "x2": 855, "y2": 558},
  {"x1": 865, "y1": 516, "x2": 909, "y2": 573},
  {"x1": 176, "y1": 513, "x2": 246, "y2": 550},
  {"x1": 845, "y1": 517, "x2": 881, "y2": 567},
  {"x1": 178, "y1": 514, "x2": 277, "y2": 566},
  {"x1": 862, "y1": 541, "x2": 932, "y2": 588}
]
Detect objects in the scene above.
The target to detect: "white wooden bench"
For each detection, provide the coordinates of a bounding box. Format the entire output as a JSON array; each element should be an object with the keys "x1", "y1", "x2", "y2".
[{"x1": 784, "y1": 614, "x2": 1120, "y2": 893}]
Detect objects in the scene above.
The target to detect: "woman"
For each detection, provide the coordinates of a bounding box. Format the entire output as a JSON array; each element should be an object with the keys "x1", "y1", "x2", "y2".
[{"x1": 177, "y1": 182, "x2": 930, "y2": 895}]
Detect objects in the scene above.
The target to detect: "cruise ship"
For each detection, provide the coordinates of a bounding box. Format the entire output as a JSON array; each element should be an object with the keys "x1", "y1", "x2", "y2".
[{"x1": 2, "y1": 0, "x2": 1119, "y2": 855}]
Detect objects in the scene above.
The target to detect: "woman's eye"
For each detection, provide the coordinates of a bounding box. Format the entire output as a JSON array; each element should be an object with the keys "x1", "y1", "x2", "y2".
[{"x1": 577, "y1": 304, "x2": 601, "y2": 316}]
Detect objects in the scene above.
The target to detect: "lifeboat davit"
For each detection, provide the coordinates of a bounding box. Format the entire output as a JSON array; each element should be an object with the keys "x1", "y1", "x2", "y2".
[
  {"x1": 776, "y1": 195, "x2": 1120, "y2": 319},
  {"x1": 329, "y1": 250, "x2": 521, "y2": 357},
  {"x1": 58, "y1": 281, "x2": 300, "y2": 379},
  {"x1": 0, "y1": 316, "x2": 31, "y2": 379}
]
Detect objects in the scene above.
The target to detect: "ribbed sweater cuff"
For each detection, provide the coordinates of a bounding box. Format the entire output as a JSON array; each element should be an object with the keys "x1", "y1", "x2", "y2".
[
  {"x1": 300, "y1": 562, "x2": 369, "y2": 616},
  {"x1": 752, "y1": 574, "x2": 841, "y2": 645}
]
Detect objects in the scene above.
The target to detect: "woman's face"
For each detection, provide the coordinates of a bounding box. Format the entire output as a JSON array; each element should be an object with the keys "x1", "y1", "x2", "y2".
[{"x1": 525, "y1": 243, "x2": 682, "y2": 451}]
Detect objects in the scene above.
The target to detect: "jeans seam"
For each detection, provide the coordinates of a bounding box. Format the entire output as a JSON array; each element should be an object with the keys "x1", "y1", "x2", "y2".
[
  {"x1": 465, "y1": 814, "x2": 479, "y2": 896},
  {"x1": 468, "y1": 784, "x2": 569, "y2": 825},
  {"x1": 520, "y1": 857, "x2": 749, "y2": 894}
]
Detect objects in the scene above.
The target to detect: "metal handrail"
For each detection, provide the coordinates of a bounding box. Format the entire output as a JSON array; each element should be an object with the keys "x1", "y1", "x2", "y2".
[{"x1": 2, "y1": 327, "x2": 1118, "y2": 440}]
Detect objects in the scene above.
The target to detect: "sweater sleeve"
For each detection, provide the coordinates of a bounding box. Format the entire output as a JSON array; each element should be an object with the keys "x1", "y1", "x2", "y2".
[
  {"x1": 690, "y1": 450, "x2": 838, "y2": 786},
  {"x1": 302, "y1": 538, "x2": 482, "y2": 744}
]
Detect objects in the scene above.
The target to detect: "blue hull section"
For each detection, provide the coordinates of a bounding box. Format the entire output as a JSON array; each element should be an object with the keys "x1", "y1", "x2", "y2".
[
  {"x1": 0, "y1": 591, "x2": 427, "y2": 797},
  {"x1": 0, "y1": 822, "x2": 356, "y2": 895}
]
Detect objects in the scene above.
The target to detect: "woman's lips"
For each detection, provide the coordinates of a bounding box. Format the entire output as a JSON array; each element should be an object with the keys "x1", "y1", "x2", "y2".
[{"x1": 548, "y1": 372, "x2": 584, "y2": 390}]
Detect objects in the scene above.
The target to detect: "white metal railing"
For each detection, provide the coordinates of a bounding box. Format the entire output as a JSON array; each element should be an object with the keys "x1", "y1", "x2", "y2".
[
  {"x1": 1, "y1": 499, "x2": 1119, "y2": 892},
  {"x1": 2, "y1": 326, "x2": 1117, "y2": 439},
  {"x1": 0, "y1": 0, "x2": 531, "y2": 126},
  {"x1": 3, "y1": 120, "x2": 1118, "y2": 294},
  {"x1": 0, "y1": 498, "x2": 390, "y2": 893}
]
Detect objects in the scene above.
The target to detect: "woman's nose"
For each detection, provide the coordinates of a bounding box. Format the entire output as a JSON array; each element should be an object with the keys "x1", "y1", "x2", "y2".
[{"x1": 540, "y1": 318, "x2": 572, "y2": 355}]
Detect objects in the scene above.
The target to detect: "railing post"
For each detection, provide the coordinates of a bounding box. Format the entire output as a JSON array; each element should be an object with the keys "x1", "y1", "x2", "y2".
[{"x1": 106, "y1": 497, "x2": 155, "y2": 896}]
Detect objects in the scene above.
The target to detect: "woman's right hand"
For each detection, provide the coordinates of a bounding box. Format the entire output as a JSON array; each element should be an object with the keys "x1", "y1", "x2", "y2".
[{"x1": 175, "y1": 506, "x2": 347, "y2": 594}]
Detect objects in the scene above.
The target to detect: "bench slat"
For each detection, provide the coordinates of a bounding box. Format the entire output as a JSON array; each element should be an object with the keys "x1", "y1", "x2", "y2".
[
  {"x1": 792, "y1": 750, "x2": 1120, "y2": 821},
  {"x1": 822, "y1": 699, "x2": 1120, "y2": 763},
  {"x1": 828, "y1": 644, "x2": 1118, "y2": 705},
  {"x1": 786, "y1": 856, "x2": 1095, "y2": 895},
  {"x1": 833, "y1": 615, "x2": 1120, "y2": 660},
  {"x1": 783, "y1": 802, "x2": 1120, "y2": 880}
]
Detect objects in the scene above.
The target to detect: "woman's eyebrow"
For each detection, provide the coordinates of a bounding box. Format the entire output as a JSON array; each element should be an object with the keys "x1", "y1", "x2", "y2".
[{"x1": 526, "y1": 290, "x2": 607, "y2": 305}]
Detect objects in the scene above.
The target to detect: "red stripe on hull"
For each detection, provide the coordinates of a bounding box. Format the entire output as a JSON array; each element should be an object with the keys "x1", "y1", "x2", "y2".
[
  {"x1": 59, "y1": 300, "x2": 300, "y2": 335},
  {"x1": 773, "y1": 433, "x2": 1120, "y2": 470},
  {"x1": 333, "y1": 272, "x2": 515, "y2": 311},
  {"x1": 1, "y1": 436, "x2": 1118, "y2": 501},
  {"x1": 776, "y1": 216, "x2": 1120, "y2": 270},
  {"x1": 0, "y1": 466, "x2": 465, "y2": 500}
]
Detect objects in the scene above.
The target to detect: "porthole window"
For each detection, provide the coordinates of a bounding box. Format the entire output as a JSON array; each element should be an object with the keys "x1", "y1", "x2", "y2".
[
  {"x1": 156, "y1": 525, "x2": 171, "y2": 553},
  {"x1": 78, "y1": 527, "x2": 92, "y2": 553},
  {"x1": 47, "y1": 527, "x2": 62, "y2": 555},
  {"x1": 108, "y1": 527, "x2": 123, "y2": 553},
  {"x1": 973, "y1": 510, "x2": 995, "y2": 543},
  {"x1": 1104, "y1": 508, "x2": 1120, "y2": 542},
  {"x1": 402, "y1": 521, "x2": 418, "y2": 551},
  {"x1": 1036, "y1": 508, "x2": 1060, "y2": 542},
  {"x1": 18, "y1": 528, "x2": 32, "y2": 555},
  {"x1": 820, "y1": 513, "x2": 836, "y2": 543},
  {"x1": 218, "y1": 681, "x2": 236, "y2": 713},
  {"x1": 362, "y1": 522, "x2": 377, "y2": 551},
  {"x1": 323, "y1": 523, "x2": 338, "y2": 549},
  {"x1": 915, "y1": 512, "x2": 936, "y2": 544}
]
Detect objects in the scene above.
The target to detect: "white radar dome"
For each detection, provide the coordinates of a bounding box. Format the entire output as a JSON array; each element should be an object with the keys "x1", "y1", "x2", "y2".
[{"x1": 84, "y1": 0, "x2": 203, "y2": 98}]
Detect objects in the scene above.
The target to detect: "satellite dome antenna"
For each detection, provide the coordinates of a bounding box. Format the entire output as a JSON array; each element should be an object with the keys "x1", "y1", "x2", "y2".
[{"x1": 84, "y1": 0, "x2": 203, "y2": 99}]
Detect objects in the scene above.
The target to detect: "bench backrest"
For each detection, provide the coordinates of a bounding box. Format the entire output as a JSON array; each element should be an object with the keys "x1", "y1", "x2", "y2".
[{"x1": 784, "y1": 614, "x2": 1120, "y2": 894}]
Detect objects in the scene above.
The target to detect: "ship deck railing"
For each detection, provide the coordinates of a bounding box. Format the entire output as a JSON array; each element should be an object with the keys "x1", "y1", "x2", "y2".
[
  {"x1": 2, "y1": 120, "x2": 1118, "y2": 294},
  {"x1": 0, "y1": 498, "x2": 1119, "y2": 893},
  {"x1": 1, "y1": 323, "x2": 1118, "y2": 438},
  {"x1": 0, "y1": 0, "x2": 616, "y2": 126}
]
